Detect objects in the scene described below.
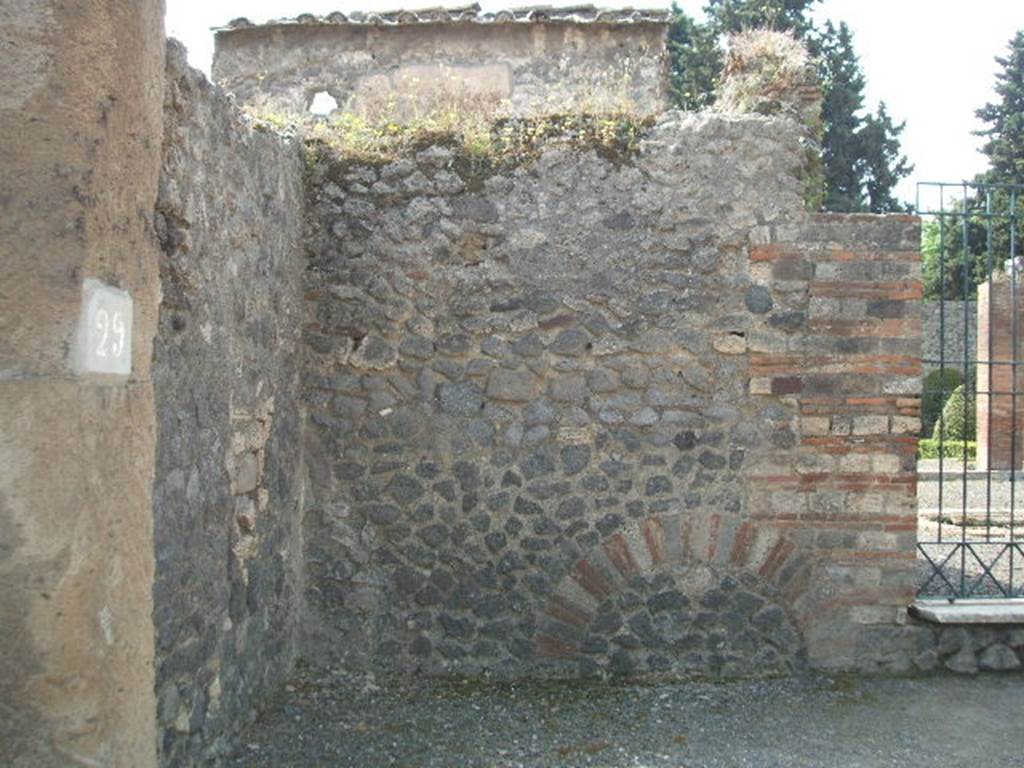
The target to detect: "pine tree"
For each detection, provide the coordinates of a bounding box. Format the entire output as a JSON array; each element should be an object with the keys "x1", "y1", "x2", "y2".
[
  {"x1": 976, "y1": 31, "x2": 1024, "y2": 185},
  {"x1": 859, "y1": 102, "x2": 913, "y2": 213}
]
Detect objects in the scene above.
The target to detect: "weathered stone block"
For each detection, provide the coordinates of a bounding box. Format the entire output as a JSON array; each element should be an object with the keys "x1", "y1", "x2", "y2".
[
  {"x1": 437, "y1": 382, "x2": 485, "y2": 415},
  {"x1": 852, "y1": 415, "x2": 889, "y2": 435},
  {"x1": 550, "y1": 329, "x2": 590, "y2": 356},
  {"x1": 486, "y1": 368, "x2": 539, "y2": 402},
  {"x1": 351, "y1": 335, "x2": 398, "y2": 369},
  {"x1": 713, "y1": 333, "x2": 747, "y2": 355},
  {"x1": 946, "y1": 647, "x2": 979, "y2": 675},
  {"x1": 230, "y1": 452, "x2": 260, "y2": 495},
  {"x1": 979, "y1": 643, "x2": 1021, "y2": 672}
]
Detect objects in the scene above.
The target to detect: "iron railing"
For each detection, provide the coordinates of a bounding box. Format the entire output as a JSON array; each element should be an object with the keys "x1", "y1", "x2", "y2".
[{"x1": 916, "y1": 181, "x2": 1024, "y2": 600}]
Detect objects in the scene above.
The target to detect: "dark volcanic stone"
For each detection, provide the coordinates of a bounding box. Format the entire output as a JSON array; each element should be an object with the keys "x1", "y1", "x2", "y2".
[
  {"x1": 698, "y1": 451, "x2": 727, "y2": 470},
  {"x1": 744, "y1": 285, "x2": 773, "y2": 314},
  {"x1": 520, "y1": 450, "x2": 556, "y2": 480},
  {"x1": 673, "y1": 430, "x2": 697, "y2": 451},
  {"x1": 386, "y1": 474, "x2": 424, "y2": 504},
  {"x1": 647, "y1": 591, "x2": 689, "y2": 613},
  {"x1": 453, "y1": 460, "x2": 481, "y2": 491},
  {"x1": 439, "y1": 613, "x2": 474, "y2": 640},
  {"x1": 549, "y1": 329, "x2": 590, "y2": 356},
  {"x1": 360, "y1": 503, "x2": 400, "y2": 526},
  {"x1": 645, "y1": 476, "x2": 673, "y2": 496},
  {"x1": 596, "y1": 513, "x2": 625, "y2": 536},
  {"x1": 514, "y1": 496, "x2": 543, "y2": 516},
  {"x1": 561, "y1": 444, "x2": 592, "y2": 476},
  {"x1": 609, "y1": 650, "x2": 635, "y2": 675},
  {"x1": 437, "y1": 382, "x2": 485, "y2": 415},
  {"x1": 483, "y1": 536, "x2": 507, "y2": 552},
  {"x1": 556, "y1": 497, "x2": 587, "y2": 520},
  {"x1": 417, "y1": 524, "x2": 449, "y2": 548}
]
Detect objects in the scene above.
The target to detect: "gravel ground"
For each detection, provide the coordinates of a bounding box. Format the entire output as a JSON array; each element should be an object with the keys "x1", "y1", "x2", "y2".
[{"x1": 226, "y1": 666, "x2": 1024, "y2": 768}]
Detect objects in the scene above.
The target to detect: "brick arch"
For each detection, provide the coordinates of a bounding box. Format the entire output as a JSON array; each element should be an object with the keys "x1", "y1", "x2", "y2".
[{"x1": 535, "y1": 514, "x2": 813, "y2": 676}]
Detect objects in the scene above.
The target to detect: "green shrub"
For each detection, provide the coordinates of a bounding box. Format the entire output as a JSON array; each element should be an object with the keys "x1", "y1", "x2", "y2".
[
  {"x1": 921, "y1": 368, "x2": 963, "y2": 437},
  {"x1": 917, "y1": 438, "x2": 976, "y2": 460},
  {"x1": 932, "y1": 383, "x2": 976, "y2": 442}
]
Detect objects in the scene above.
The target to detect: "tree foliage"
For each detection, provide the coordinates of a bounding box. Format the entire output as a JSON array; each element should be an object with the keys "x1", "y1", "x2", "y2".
[
  {"x1": 972, "y1": 31, "x2": 1024, "y2": 278},
  {"x1": 933, "y1": 383, "x2": 976, "y2": 443},
  {"x1": 816, "y1": 20, "x2": 865, "y2": 211},
  {"x1": 976, "y1": 30, "x2": 1024, "y2": 185},
  {"x1": 667, "y1": 1, "x2": 912, "y2": 213},
  {"x1": 921, "y1": 214, "x2": 991, "y2": 301},
  {"x1": 921, "y1": 32, "x2": 1024, "y2": 300},
  {"x1": 860, "y1": 103, "x2": 913, "y2": 213},
  {"x1": 703, "y1": 0, "x2": 819, "y2": 37},
  {"x1": 667, "y1": 4, "x2": 722, "y2": 111},
  {"x1": 922, "y1": 368, "x2": 963, "y2": 438}
]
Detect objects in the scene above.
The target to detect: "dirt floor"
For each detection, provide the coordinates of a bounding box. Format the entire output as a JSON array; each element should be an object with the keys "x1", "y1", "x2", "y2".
[{"x1": 226, "y1": 666, "x2": 1024, "y2": 767}]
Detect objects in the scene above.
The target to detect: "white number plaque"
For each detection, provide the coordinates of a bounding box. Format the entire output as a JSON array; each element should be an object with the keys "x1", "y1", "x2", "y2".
[{"x1": 74, "y1": 278, "x2": 133, "y2": 376}]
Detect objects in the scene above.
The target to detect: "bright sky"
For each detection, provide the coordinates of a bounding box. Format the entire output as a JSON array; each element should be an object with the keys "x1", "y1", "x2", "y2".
[{"x1": 166, "y1": 0, "x2": 1024, "y2": 206}]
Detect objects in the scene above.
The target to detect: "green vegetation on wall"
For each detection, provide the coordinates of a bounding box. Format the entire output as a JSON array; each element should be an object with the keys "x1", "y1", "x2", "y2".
[
  {"x1": 256, "y1": 109, "x2": 653, "y2": 169},
  {"x1": 667, "y1": 0, "x2": 912, "y2": 213}
]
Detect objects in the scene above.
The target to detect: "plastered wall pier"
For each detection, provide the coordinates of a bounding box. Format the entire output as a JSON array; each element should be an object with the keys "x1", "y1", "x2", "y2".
[{"x1": 0, "y1": 2, "x2": 166, "y2": 766}]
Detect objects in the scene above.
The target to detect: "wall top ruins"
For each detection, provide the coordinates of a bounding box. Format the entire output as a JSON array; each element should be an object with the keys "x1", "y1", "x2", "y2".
[
  {"x1": 212, "y1": 4, "x2": 670, "y2": 119},
  {"x1": 213, "y1": 4, "x2": 671, "y2": 31}
]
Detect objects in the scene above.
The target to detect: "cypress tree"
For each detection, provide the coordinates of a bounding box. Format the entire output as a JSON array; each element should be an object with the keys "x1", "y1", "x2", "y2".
[
  {"x1": 666, "y1": 2, "x2": 913, "y2": 213},
  {"x1": 976, "y1": 31, "x2": 1024, "y2": 185},
  {"x1": 958, "y1": 31, "x2": 1024, "y2": 289},
  {"x1": 859, "y1": 102, "x2": 913, "y2": 213},
  {"x1": 704, "y1": 0, "x2": 819, "y2": 37},
  {"x1": 817, "y1": 21, "x2": 866, "y2": 212},
  {"x1": 667, "y1": 3, "x2": 722, "y2": 111}
]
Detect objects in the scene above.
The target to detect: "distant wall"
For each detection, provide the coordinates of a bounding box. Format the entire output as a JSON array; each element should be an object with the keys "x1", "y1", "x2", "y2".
[
  {"x1": 298, "y1": 112, "x2": 924, "y2": 678},
  {"x1": 976, "y1": 278, "x2": 1023, "y2": 470},
  {"x1": 922, "y1": 300, "x2": 975, "y2": 377},
  {"x1": 151, "y1": 41, "x2": 307, "y2": 767},
  {"x1": 213, "y1": 16, "x2": 667, "y2": 118}
]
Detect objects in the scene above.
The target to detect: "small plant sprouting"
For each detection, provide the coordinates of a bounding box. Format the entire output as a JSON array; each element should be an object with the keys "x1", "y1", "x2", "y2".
[{"x1": 244, "y1": 58, "x2": 655, "y2": 169}]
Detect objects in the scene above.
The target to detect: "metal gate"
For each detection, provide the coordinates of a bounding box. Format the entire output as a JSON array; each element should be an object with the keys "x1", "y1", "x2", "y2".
[{"x1": 917, "y1": 181, "x2": 1024, "y2": 600}]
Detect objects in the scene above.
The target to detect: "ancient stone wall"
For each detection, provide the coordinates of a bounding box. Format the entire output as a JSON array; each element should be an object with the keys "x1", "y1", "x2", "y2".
[
  {"x1": 299, "y1": 112, "x2": 924, "y2": 677},
  {"x1": 911, "y1": 622, "x2": 1024, "y2": 673},
  {"x1": 150, "y1": 42, "x2": 307, "y2": 766},
  {"x1": 212, "y1": 11, "x2": 667, "y2": 119},
  {"x1": 744, "y1": 214, "x2": 924, "y2": 671},
  {"x1": 922, "y1": 299, "x2": 975, "y2": 377}
]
